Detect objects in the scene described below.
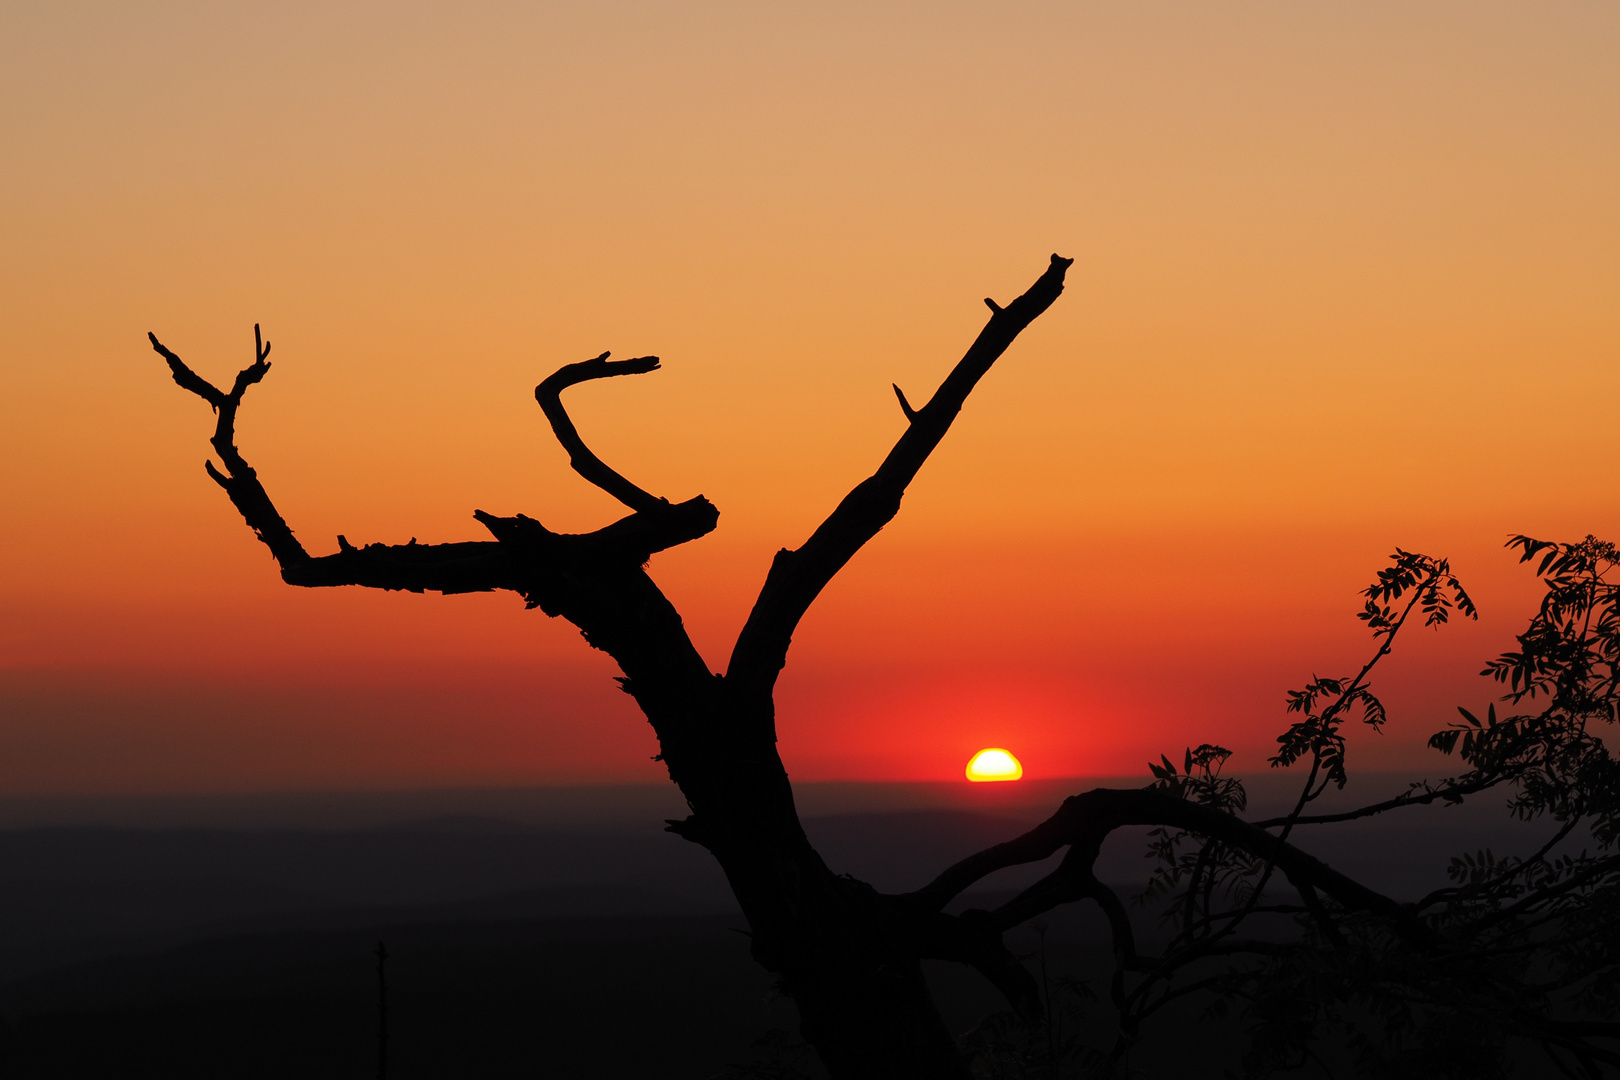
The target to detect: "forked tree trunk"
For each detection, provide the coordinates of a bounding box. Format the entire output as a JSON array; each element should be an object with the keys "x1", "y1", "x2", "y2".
[
  {"x1": 151, "y1": 254, "x2": 1448, "y2": 1075},
  {"x1": 566, "y1": 571, "x2": 976, "y2": 1074},
  {"x1": 149, "y1": 258, "x2": 1078, "y2": 1076}
]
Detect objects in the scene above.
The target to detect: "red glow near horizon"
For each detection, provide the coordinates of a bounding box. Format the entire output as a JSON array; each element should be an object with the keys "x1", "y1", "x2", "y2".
[{"x1": 1, "y1": 5, "x2": 1617, "y2": 796}]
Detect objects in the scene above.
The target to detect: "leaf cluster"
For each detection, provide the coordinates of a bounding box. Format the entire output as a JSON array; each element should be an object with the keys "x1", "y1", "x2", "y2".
[
  {"x1": 1431, "y1": 536, "x2": 1620, "y2": 845},
  {"x1": 1140, "y1": 745, "x2": 1264, "y2": 922},
  {"x1": 1273, "y1": 550, "x2": 1472, "y2": 791}
]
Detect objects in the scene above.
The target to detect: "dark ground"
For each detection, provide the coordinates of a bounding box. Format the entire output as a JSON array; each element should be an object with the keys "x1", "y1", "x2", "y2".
[
  {"x1": 0, "y1": 913, "x2": 789, "y2": 1079},
  {"x1": 0, "y1": 778, "x2": 1560, "y2": 1078}
]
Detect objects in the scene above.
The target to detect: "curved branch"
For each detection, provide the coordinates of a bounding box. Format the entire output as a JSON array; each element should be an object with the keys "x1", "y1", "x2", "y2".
[
  {"x1": 726, "y1": 254, "x2": 1073, "y2": 699},
  {"x1": 911, "y1": 788, "x2": 1435, "y2": 1036},
  {"x1": 907, "y1": 788, "x2": 1428, "y2": 945},
  {"x1": 536, "y1": 352, "x2": 668, "y2": 513},
  {"x1": 1251, "y1": 775, "x2": 1505, "y2": 828}
]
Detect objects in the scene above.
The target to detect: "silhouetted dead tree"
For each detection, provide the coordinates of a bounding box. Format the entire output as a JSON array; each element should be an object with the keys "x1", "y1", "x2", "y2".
[{"x1": 151, "y1": 256, "x2": 1620, "y2": 1078}]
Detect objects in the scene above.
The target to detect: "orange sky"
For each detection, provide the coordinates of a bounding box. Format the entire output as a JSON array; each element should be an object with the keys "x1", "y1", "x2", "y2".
[{"x1": 2, "y1": 2, "x2": 1618, "y2": 794}]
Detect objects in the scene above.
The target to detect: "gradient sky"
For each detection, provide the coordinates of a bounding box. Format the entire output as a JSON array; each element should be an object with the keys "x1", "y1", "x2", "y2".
[{"x1": 2, "y1": 1, "x2": 1617, "y2": 794}]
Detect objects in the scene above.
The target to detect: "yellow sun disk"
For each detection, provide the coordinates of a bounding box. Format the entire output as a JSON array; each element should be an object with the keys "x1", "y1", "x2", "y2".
[{"x1": 966, "y1": 748, "x2": 1023, "y2": 782}]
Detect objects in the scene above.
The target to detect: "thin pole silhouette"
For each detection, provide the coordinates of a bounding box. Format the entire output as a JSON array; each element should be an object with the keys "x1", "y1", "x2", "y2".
[{"x1": 375, "y1": 940, "x2": 388, "y2": 1080}]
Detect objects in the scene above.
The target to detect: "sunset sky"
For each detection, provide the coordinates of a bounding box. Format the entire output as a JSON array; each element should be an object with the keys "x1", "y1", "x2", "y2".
[{"x1": 2, "y1": 2, "x2": 1617, "y2": 795}]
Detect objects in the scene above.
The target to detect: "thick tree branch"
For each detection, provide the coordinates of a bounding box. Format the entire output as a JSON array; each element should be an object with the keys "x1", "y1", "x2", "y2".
[
  {"x1": 289, "y1": 539, "x2": 519, "y2": 593},
  {"x1": 151, "y1": 331, "x2": 720, "y2": 602},
  {"x1": 151, "y1": 328, "x2": 521, "y2": 594},
  {"x1": 911, "y1": 908, "x2": 1044, "y2": 1022},
  {"x1": 726, "y1": 254, "x2": 1073, "y2": 699},
  {"x1": 473, "y1": 500, "x2": 720, "y2": 573},
  {"x1": 153, "y1": 327, "x2": 723, "y2": 821},
  {"x1": 536, "y1": 352, "x2": 668, "y2": 513}
]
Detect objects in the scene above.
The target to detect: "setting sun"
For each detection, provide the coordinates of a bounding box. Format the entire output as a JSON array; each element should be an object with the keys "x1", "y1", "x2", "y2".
[{"x1": 965, "y1": 749, "x2": 1023, "y2": 782}]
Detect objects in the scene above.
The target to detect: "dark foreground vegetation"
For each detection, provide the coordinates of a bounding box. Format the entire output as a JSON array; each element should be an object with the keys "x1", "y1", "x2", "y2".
[{"x1": 147, "y1": 257, "x2": 1620, "y2": 1076}]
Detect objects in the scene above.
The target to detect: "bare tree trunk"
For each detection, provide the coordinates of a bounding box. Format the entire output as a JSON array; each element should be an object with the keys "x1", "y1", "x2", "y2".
[{"x1": 655, "y1": 696, "x2": 971, "y2": 1077}]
